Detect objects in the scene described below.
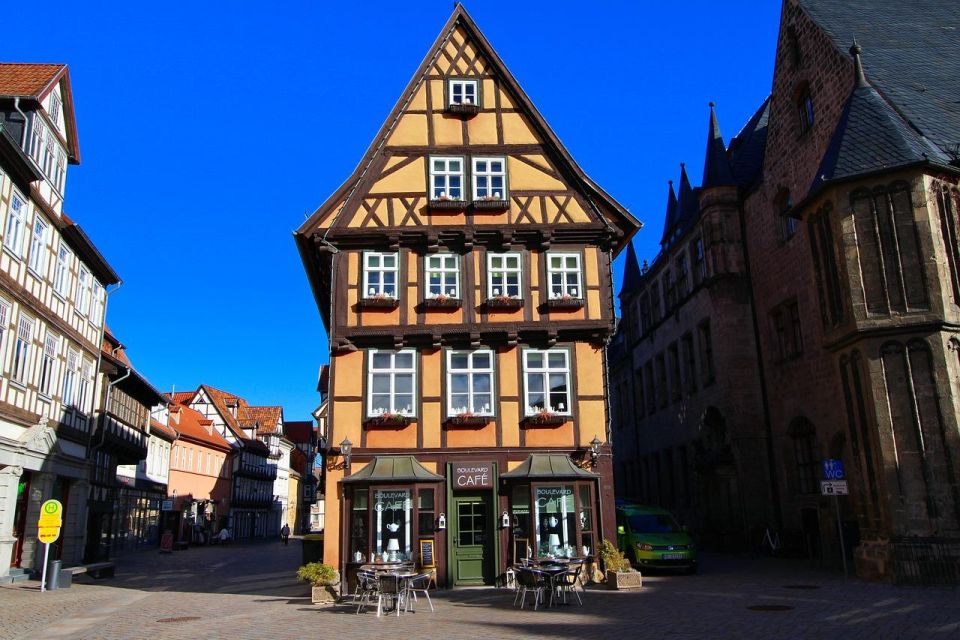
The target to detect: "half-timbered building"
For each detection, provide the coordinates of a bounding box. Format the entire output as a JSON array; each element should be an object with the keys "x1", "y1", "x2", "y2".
[{"x1": 296, "y1": 6, "x2": 639, "y2": 587}]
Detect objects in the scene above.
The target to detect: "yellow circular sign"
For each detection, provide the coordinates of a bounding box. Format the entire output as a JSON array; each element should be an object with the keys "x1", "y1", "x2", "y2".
[
  {"x1": 38, "y1": 499, "x2": 63, "y2": 528},
  {"x1": 43, "y1": 500, "x2": 61, "y2": 516}
]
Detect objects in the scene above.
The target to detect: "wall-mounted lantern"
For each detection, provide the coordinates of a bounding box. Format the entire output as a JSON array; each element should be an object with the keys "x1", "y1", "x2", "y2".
[
  {"x1": 339, "y1": 438, "x2": 353, "y2": 470},
  {"x1": 590, "y1": 435, "x2": 603, "y2": 468},
  {"x1": 437, "y1": 513, "x2": 446, "y2": 530},
  {"x1": 501, "y1": 510, "x2": 511, "y2": 529}
]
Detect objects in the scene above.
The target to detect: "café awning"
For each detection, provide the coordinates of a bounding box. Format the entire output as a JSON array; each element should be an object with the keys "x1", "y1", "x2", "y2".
[
  {"x1": 341, "y1": 455, "x2": 444, "y2": 484},
  {"x1": 500, "y1": 453, "x2": 598, "y2": 479}
]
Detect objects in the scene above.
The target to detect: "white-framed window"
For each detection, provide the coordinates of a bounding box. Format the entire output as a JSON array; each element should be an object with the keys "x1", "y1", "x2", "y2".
[
  {"x1": 29, "y1": 117, "x2": 44, "y2": 164},
  {"x1": 63, "y1": 348, "x2": 79, "y2": 406},
  {"x1": 76, "y1": 267, "x2": 91, "y2": 316},
  {"x1": 429, "y1": 156, "x2": 464, "y2": 200},
  {"x1": 522, "y1": 349, "x2": 572, "y2": 415},
  {"x1": 487, "y1": 252, "x2": 522, "y2": 298},
  {"x1": 39, "y1": 330, "x2": 60, "y2": 396},
  {"x1": 4, "y1": 190, "x2": 27, "y2": 257},
  {"x1": 78, "y1": 358, "x2": 94, "y2": 412},
  {"x1": 53, "y1": 243, "x2": 71, "y2": 297},
  {"x1": 446, "y1": 349, "x2": 494, "y2": 416},
  {"x1": 367, "y1": 349, "x2": 416, "y2": 417},
  {"x1": 54, "y1": 150, "x2": 66, "y2": 193},
  {"x1": 448, "y1": 79, "x2": 478, "y2": 106},
  {"x1": 90, "y1": 282, "x2": 105, "y2": 327},
  {"x1": 49, "y1": 95, "x2": 62, "y2": 128},
  {"x1": 12, "y1": 314, "x2": 34, "y2": 384},
  {"x1": 363, "y1": 252, "x2": 399, "y2": 299},
  {"x1": 472, "y1": 157, "x2": 506, "y2": 200},
  {"x1": 0, "y1": 299, "x2": 9, "y2": 351},
  {"x1": 547, "y1": 253, "x2": 582, "y2": 299},
  {"x1": 28, "y1": 216, "x2": 49, "y2": 276},
  {"x1": 425, "y1": 254, "x2": 460, "y2": 299}
]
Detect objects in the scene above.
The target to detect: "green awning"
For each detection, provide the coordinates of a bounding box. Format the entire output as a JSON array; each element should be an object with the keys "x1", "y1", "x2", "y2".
[
  {"x1": 500, "y1": 454, "x2": 598, "y2": 479},
  {"x1": 341, "y1": 455, "x2": 444, "y2": 484}
]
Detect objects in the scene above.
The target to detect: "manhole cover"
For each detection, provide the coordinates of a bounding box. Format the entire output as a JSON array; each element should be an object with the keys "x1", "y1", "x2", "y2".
[
  {"x1": 782, "y1": 584, "x2": 820, "y2": 590},
  {"x1": 747, "y1": 604, "x2": 795, "y2": 612},
  {"x1": 157, "y1": 616, "x2": 201, "y2": 623}
]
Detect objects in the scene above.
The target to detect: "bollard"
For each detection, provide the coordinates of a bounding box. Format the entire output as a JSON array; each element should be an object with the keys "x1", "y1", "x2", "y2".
[{"x1": 46, "y1": 559, "x2": 61, "y2": 590}]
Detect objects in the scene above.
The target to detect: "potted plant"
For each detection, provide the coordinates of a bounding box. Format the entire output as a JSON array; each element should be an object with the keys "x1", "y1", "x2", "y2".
[
  {"x1": 297, "y1": 562, "x2": 341, "y2": 604},
  {"x1": 598, "y1": 539, "x2": 642, "y2": 590}
]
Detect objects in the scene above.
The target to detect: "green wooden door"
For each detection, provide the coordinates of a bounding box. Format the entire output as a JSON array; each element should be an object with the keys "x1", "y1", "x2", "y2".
[{"x1": 452, "y1": 494, "x2": 492, "y2": 585}]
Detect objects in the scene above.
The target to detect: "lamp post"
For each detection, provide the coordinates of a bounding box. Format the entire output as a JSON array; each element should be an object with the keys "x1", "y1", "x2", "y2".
[
  {"x1": 589, "y1": 435, "x2": 602, "y2": 469},
  {"x1": 340, "y1": 438, "x2": 353, "y2": 472}
]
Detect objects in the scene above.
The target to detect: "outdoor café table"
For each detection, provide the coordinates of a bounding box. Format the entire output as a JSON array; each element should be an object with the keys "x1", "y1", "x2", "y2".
[
  {"x1": 536, "y1": 564, "x2": 569, "y2": 607},
  {"x1": 368, "y1": 568, "x2": 417, "y2": 615}
]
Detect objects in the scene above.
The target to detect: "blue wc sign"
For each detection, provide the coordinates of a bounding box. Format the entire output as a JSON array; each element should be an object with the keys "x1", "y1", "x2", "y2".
[{"x1": 822, "y1": 459, "x2": 845, "y2": 480}]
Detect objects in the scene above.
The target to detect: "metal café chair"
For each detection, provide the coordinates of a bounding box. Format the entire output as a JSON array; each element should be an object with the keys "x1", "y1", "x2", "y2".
[
  {"x1": 355, "y1": 570, "x2": 380, "y2": 614},
  {"x1": 377, "y1": 572, "x2": 408, "y2": 617},
  {"x1": 514, "y1": 567, "x2": 547, "y2": 610},
  {"x1": 554, "y1": 561, "x2": 584, "y2": 605},
  {"x1": 404, "y1": 572, "x2": 435, "y2": 612}
]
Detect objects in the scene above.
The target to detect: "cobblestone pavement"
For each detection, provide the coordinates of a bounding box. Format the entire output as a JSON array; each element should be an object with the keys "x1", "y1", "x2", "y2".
[{"x1": 1, "y1": 540, "x2": 957, "y2": 640}]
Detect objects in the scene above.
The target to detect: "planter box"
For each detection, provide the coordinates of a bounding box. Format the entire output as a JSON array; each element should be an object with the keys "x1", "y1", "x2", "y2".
[
  {"x1": 472, "y1": 199, "x2": 509, "y2": 211},
  {"x1": 359, "y1": 297, "x2": 399, "y2": 309},
  {"x1": 606, "y1": 569, "x2": 643, "y2": 590},
  {"x1": 545, "y1": 298, "x2": 585, "y2": 310},
  {"x1": 311, "y1": 584, "x2": 340, "y2": 604},
  {"x1": 363, "y1": 415, "x2": 412, "y2": 428},
  {"x1": 445, "y1": 103, "x2": 480, "y2": 117},
  {"x1": 444, "y1": 415, "x2": 491, "y2": 428},
  {"x1": 428, "y1": 199, "x2": 468, "y2": 211},
  {"x1": 521, "y1": 414, "x2": 567, "y2": 427},
  {"x1": 485, "y1": 297, "x2": 524, "y2": 310},
  {"x1": 423, "y1": 297, "x2": 462, "y2": 310}
]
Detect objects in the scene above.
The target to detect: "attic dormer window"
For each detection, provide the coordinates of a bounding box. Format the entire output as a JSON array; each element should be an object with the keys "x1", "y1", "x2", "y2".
[{"x1": 797, "y1": 86, "x2": 814, "y2": 135}]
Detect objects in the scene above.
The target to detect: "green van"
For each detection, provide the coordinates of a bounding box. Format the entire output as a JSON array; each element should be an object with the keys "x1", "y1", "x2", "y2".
[{"x1": 615, "y1": 500, "x2": 698, "y2": 573}]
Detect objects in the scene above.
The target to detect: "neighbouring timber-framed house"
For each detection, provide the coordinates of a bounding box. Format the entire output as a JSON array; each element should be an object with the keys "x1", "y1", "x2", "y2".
[
  {"x1": 0, "y1": 64, "x2": 119, "y2": 581},
  {"x1": 296, "y1": 5, "x2": 639, "y2": 588}
]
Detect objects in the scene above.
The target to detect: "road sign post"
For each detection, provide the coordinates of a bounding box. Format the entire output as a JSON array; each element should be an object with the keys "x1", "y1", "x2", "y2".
[
  {"x1": 37, "y1": 499, "x2": 63, "y2": 592},
  {"x1": 820, "y1": 461, "x2": 848, "y2": 579}
]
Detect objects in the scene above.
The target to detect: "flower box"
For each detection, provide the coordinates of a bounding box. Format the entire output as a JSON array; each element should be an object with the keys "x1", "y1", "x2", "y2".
[
  {"x1": 444, "y1": 414, "x2": 491, "y2": 428},
  {"x1": 363, "y1": 414, "x2": 412, "y2": 428},
  {"x1": 423, "y1": 296, "x2": 462, "y2": 310},
  {"x1": 485, "y1": 296, "x2": 524, "y2": 310},
  {"x1": 428, "y1": 198, "x2": 468, "y2": 211},
  {"x1": 445, "y1": 103, "x2": 480, "y2": 117},
  {"x1": 359, "y1": 295, "x2": 399, "y2": 309},
  {"x1": 521, "y1": 412, "x2": 568, "y2": 427},
  {"x1": 545, "y1": 297, "x2": 585, "y2": 310},
  {"x1": 472, "y1": 198, "x2": 509, "y2": 211},
  {"x1": 606, "y1": 569, "x2": 643, "y2": 590}
]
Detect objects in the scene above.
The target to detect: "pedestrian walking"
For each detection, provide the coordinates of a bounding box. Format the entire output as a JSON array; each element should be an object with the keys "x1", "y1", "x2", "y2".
[{"x1": 281, "y1": 523, "x2": 290, "y2": 545}]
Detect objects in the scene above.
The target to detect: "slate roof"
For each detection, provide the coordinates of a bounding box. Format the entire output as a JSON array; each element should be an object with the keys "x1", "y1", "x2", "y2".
[
  {"x1": 727, "y1": 98, "x2": 770, "y2": 188},
  {"x1": 619, "y1": 240, "x2": 643, "y2": 298},
  {"x1": 674, "y1": 165, "x2": 699, "y2": 234},
  {"x1": 702, "y1": 103, "x2": 736, "y2": 188},
  {"x1": 500, "y1": 453, "x2": 598, "y2": 479},
  {"x1": 799, "y1": 0, "x2": 960, "y2": 160},
  {"x1": 810, "y1": 43, "x2": 950, "y2": 193},
  {"x1": 341, "y1": 455, "x2": 444, "y2": 484},
  {"x1": 658, "y1": 181, "x2": 679, "y2": 246}
]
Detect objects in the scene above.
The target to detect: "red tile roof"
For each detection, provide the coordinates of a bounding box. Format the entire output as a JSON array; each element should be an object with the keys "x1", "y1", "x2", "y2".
[
  {"x1": 150, "y1": 419, "x2": 178, "y2": 441},
  {"x1": 283, "y1": 421, "x2": 314, "y2": 445},
  {"x1": 241, "y1": 406, "x2": 283, "y2": 434},
  {"x1": 290, "y1": 447, "x2": 308, "y2": 472},
  {"x1": 171, "y1": 391, "x2": 196, "y2": 405},
  {"x1": 0, "y1": 63, "x2": 65, "y2": 97},
  {"x1": 171, "y1": 405, "x2": 231, "y2": 451},
  {"x1": 198, "y1": 384, "x2": 247, "y2": 438}
]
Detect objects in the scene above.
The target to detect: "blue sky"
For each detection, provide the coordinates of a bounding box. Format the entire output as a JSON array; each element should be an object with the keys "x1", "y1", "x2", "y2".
[{"x1": 5, "y1": 1, "x2": 780, "y2": 421}]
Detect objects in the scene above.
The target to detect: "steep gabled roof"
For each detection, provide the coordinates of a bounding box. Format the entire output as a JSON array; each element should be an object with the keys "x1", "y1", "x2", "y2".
[
  {"x1": 196, "y1": 384, "x2": 248, "y2": 439},
  {"x1": 799, "y1": 0, "x2": 960, "y2": 161},
  {"x1": 171, "y1": 405, "x2": 232, "y2": 451},
  {"x1": 809, "y1": 42, "x2": 951, "y2": 196},
  {"x1": 241, "y1": 405, "x2": 284, "y2": 434},
  {"x1": 296, "y1": 4, "x2": 640, "y2": 245},
  {"x1": 0, "y1": 63, "x2": 81, "y2": 163},
  {"x1": 284, "y1": 421, "x2": 315, "y2": 445},
  {"x1": 728, "y1": 97, "x2": 770, "y2": 188},
  {"x1": 702, "y1": 103, "x2": 736, "y2": 188}
]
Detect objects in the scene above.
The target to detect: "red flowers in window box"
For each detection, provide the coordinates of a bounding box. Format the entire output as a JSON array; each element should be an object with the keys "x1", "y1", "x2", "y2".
[
  {"x1": 485, "y1": 295, "x2": 524, "y2": 310},
  {"x1": 521, "y1": 410, "x2": 567, "y2": 427},
  {"x1": 472, "y1": 196, "x2": 509, "y2": 211},
  {"x1": 545, "y1": 294, "x2": 584, "y2": 310},
  {"x1": 360, "y1": 293, "x2": 399, "y2": 309},
  {"x1": 423, "y1": 293, "x2": 462, "y2": 309},
  {"x1": 444, "y1": 412, "x2": 491, "y2": 427},
  {"x1": 364, "y1": 412, "x2": 412, "y2": 427},
  {"x1": 428, "y1": 196, "x2": 468, "y2": 211}
]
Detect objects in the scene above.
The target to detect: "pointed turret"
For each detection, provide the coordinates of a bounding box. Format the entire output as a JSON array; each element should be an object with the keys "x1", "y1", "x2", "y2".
[
  {"x1": 659, "y1": 180, "x2": 679, "y2": 246},
  {"x1": 675, "y1": 163, "x2": 698, "y2": 229},
  {"x1": 619, "y1": 240, "x2": 643, "y2": 298},
  {"x1": 809, "y1": 41, "x2": 949, "y2": 195},
  {"x1": 702, "y1": 102, "x2": 736, "y2": 188}
]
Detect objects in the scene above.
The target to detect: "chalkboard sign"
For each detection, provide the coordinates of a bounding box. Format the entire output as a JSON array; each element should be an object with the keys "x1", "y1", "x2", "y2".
[
  {"x1": 513, "y1": 537, "x2": 528, "y2": 564},
  {"x1": 420, "y1": 538, "x2": 435, "y2": 567}
]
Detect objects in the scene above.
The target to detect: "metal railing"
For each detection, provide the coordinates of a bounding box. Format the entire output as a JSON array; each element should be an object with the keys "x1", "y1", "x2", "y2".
[{"x1": 890, "y1": 538, "x2": 960, "y2": 586}]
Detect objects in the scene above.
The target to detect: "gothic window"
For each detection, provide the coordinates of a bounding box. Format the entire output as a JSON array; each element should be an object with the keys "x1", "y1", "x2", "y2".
[
  {"x1": 682, "y1": 332, "x2": 697, "y2": 394},
  {"x1": 852, "y1": 182, "x2": 928, "y2": 315},
  {"x1": 690, "y1": 236, "x2": 706, "y2": 285},
  {"x1": 697, "y1": 320, "x2": 715, "y2": 385},
  {"x1": 633, "y1": 367, "x2": 646, "y2": 417},
  {"x1": 655, "y1": 353, "x2": 667, "y2": 409},
  {"x1": 650, "y1": 282, "x2": 662, "y2": 323},
  {"x1": 644, "y1": 361, "x2": 656, "y2": 416},
  {"x1": 808, "y1": 203, "x2": 844, "y2": 327},
  {"x1": 796, "y1": 84, "x2": 814, "y2": 135},
  {"x1": 668, "y1": 342, "x2": 681, "y2": 402},
  {"x1": 770, "y1": 298, "x2": 803, "y2": 360},
  {"x1": 935, "y1": 184, "x2": 960, "y2": 304},
  {"x1": 839, "y1": 351, "x2": 881, "y2": 528},
  {"x1": 775, "y1": 188, "x2": 798, "y2": 242},
  {"x1": 788, "y1": 417, "x2": 818, "y2": 495}
]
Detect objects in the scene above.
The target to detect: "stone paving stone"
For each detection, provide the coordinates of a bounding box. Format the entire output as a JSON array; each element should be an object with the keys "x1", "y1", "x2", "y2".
[{"x1": 0, "y1": 540, "x2": 956, "y2": 640}]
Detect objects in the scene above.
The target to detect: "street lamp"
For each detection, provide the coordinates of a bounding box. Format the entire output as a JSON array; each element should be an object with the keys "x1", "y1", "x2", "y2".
[
  {"x1": 589, "y1": 435, "x2": 602, "y2": 468},
  {"x1": 340, "y1": 438, "x2": 353, "y2": 470}
]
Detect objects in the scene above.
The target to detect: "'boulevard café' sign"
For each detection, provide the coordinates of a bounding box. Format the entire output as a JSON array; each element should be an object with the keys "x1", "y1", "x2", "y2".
[{"x1": 453, "y1": 462, "x2": 494, "y2": 489}]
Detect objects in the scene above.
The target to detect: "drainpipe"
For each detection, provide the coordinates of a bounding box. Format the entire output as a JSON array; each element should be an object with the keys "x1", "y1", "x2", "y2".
[
  {"x1": 85, "y1": 280, "x2": 122, "y2": 457},
  {"x1": 12, "y1": 98, "x2": 30, "y2": 150}
]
